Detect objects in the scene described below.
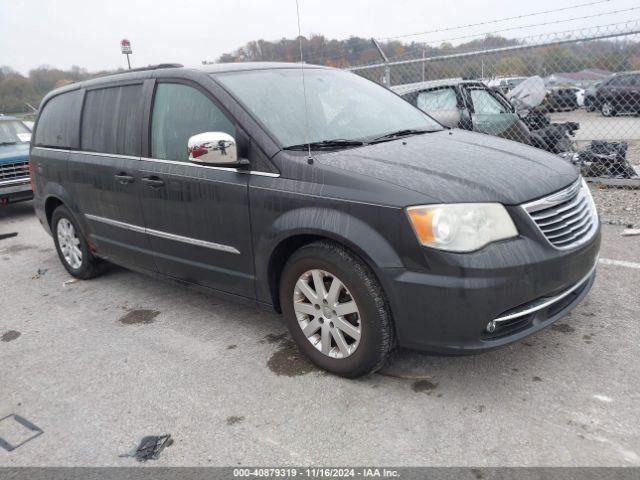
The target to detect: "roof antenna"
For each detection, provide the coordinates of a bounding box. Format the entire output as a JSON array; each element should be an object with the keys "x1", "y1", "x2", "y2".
[{"x1": 295, "y1": 0, "x2": 313, "y2": 164}]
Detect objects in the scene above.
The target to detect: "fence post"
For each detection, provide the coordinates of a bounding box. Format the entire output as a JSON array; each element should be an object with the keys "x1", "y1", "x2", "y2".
[{"x1": 371, "y1": 38, "x2": 391, "y2": 87}]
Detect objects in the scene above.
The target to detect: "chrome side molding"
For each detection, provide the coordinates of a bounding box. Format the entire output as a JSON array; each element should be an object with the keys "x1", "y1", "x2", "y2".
[
  {"x1": 84, "y1": 214, "x2": 241, "y2": 254},
  {"x1": 31, "y1": 147, "x2": 280, "y2": 177}
]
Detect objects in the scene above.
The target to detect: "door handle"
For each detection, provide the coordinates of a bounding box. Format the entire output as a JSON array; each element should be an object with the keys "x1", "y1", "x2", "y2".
[
  {"x1": 114, "y1": 173, "x2": 135, "y2": 184},
  {"x1": 141, "y1": 176, "x2": 165, "y2": 188}
]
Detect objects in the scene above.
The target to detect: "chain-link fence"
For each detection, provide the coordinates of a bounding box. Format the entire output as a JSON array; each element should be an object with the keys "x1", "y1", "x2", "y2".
[{"x1": 345, "y1": 23, "x2": 640, "y2": 198}]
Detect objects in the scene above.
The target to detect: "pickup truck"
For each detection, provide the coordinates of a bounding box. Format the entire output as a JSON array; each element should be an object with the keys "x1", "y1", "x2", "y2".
[{"x1": 0, "y1": 116, "x2": 33, "y2": 204}]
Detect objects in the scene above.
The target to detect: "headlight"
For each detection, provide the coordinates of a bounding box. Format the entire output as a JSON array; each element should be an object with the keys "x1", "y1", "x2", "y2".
[{"x1": 406, "y1": 203, "x2": 518, "y2": 252}]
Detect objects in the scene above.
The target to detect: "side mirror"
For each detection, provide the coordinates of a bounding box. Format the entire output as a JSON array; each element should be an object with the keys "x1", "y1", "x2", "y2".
[{"x1": 188, "y1": 132, "x2": 247, "y2": 166}]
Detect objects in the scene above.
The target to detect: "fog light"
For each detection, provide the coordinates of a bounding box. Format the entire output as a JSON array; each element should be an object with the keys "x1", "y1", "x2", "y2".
[{"x1": 486, "y1": 321, "x2": 496, "y2": 333}]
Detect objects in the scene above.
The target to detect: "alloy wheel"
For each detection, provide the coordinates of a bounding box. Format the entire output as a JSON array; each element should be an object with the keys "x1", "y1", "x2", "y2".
[
  {"x1": 56, "y1": 218, "x2": 83, "y2": 269},
  {"x1": 293, "y1": 269, "x2": 362, "y2": 359},
  {"x1": 602, "y1": 102, "x2": 612, "y2": 116}
]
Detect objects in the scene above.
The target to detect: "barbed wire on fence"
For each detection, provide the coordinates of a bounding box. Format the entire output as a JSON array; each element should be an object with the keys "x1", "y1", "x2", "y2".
[{"x1": 376, "y1": 0, "x2": 614, "y2": 40}]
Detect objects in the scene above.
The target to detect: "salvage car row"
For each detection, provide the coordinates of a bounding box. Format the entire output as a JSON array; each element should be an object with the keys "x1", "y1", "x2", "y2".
[{"x1": 393, "y1": 75, "x2": 638, "y2": 179}]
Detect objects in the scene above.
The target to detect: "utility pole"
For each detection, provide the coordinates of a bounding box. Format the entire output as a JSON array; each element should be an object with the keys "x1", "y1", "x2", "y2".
[
  {"x1": 371, "y1": 38, "x2": 390, "y2": 87},
  {"x1": 422, "y1": 48, "x2": 426, "y2": 82}
]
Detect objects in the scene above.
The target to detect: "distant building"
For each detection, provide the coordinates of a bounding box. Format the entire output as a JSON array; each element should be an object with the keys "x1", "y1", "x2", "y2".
[{"x1": 546, "y1": 69, "x2": 612, "y2": 88}]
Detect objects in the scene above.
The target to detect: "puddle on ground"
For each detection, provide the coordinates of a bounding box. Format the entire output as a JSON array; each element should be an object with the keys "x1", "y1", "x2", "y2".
[
  {"x1": 265, "y1": 333, "x2": 317, "y2": 377},
  {"x1": 226, "y1": 416, "x2": 244, "y2": 425},
  {"x1": 0, "y1": 244, "x2": 37, "y2": 256},
  {"x1": 1, "y1": 330, "x2": 21, "y2": 342},
  {"x1": 412, "y1": 380, "x2": 439, "y2": 394},
  {"x1": 550, "y1": 323, "x2": 575, "y2": 334},
  {"x1": 261, "y1": 332, "x2": 288, "y2": 344},
  {"x1": 119, "y1": 309, "x2": 160, "y2": 325}
]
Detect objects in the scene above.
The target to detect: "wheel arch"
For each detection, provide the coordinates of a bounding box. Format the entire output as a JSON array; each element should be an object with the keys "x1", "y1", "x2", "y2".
[
  {"x1": 257, "y1": 207, "x2": 403, "y2": 313},
  {"x1": 41, "y1": 183, "x2": 86, "y2": 234},
  {"x1": 44, "y1": 195, "x2": 65, "y2": 228}
]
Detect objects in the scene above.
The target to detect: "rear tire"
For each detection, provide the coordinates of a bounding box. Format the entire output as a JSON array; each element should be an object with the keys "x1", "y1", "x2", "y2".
[
  {"x1": 280, "y1": 241, "x2": 395, "y2": 378},
  {"x1": 52, "y1": 205, "x2": 102, "y2": 279}
]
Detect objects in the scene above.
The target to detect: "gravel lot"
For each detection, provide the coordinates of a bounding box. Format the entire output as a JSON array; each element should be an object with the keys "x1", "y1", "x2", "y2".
[
  {"x1": 1, "y1": 201, "x2": 639, "y2": 467},
  {"x1": 546, "y1": 109, "x2": 640, "y2": 227},
  {"x1": 589, "y1": 185, "x2": 640, "y2": 228}
]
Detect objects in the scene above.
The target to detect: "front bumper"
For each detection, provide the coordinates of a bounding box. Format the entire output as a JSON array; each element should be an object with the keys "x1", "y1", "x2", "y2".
[
  {"x1": 0, "y1": 179, "x2": 33, "y2": 204},
  {"x1": 382, "y1": 220, "x2": 601, "y2": 354}
]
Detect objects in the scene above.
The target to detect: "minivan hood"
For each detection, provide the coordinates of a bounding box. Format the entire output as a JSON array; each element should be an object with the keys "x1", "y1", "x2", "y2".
[
  {"x1": 316, "y1": 130, "x2": 578, "y2": 205},
  {"x1": 0, "y1": 142, "x2": 29, "y2": 165}
]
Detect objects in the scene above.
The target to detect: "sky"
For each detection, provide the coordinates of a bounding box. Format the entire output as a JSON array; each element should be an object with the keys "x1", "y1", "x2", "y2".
[{"x1": 1, "y1": 0, "x2": 639, "y2": 74}]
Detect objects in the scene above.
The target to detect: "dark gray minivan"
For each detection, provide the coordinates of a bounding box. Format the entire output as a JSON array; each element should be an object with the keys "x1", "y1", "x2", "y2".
[{"x1": 30, "y1": 63, "x2": 601, "y2": 377}]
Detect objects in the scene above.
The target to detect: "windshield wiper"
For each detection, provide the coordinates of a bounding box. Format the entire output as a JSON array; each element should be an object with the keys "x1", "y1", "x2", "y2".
[
  {"x1": 369, "y1": 129, "x2": 436, "y2": 144},
  {"x1": 283, "y1": 139, "x2": 365, "y2": 151}
]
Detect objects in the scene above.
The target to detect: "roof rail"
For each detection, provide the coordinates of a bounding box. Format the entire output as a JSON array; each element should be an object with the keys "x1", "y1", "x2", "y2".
[{"x1": 103, "y1": 63, "x2": 184, "y2": 76}]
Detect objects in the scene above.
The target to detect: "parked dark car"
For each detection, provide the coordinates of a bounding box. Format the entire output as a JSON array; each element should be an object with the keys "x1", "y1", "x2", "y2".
[
  {"x1": 30, "y1": 63, "x2": 600, "y2": 377},
  {"x1": 543, "y1": 87, "x2": 579, "y2": 112},
  {"x1": 595, "y1": 71, "x2": 640, "y2": 116},
  {"x1": 393, "y1": 79, "x2": 531, "y2": 144},
  {"x1": 0, "y1": 116, "x2": 33, "y2": 204}
]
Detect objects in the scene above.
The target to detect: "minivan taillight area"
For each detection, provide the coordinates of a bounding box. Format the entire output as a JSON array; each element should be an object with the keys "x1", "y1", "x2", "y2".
[{"x1": 28, "y1": 156, "x2": 36, "y2": 193}]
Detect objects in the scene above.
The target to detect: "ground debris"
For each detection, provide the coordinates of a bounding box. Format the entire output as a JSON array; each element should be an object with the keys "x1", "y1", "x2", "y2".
[
  {"x1": 621, "y1": 228, "x2": 640, "y2": 236},
  {"x1": 63, "y1": 278, "x2": 79, "y2": 287},
  {"x1": 31, "y1": 268, "x2": 48, "y2": 279},
  {"x1": 120, "y1": 434, "x2": 173, "y2": 462}
]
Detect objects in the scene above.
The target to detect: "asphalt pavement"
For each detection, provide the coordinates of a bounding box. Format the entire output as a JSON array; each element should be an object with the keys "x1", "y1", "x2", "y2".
[{"x1": 1, "y1": 201, "x2": 639, "y2": 466}]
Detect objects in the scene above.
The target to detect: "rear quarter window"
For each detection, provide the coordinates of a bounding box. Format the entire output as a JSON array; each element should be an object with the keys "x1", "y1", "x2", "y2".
[
  {"x1": 34, "y1": 90, "x2": 82, "y2": 149},
  {"x1": 81, "y1": 84, "x2": 143, "y2": 156}
]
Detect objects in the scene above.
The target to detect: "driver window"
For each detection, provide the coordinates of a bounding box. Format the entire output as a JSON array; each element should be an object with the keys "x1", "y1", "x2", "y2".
[
  {"x1": 417, "y1": 88, "x2": 457, "y2": 112},
  {"x1": 470, "y1": 90, "x2": 507, "y2": 114},
  {"x1": 151, "y1": 83, "x2": 235, "y2": 161}
]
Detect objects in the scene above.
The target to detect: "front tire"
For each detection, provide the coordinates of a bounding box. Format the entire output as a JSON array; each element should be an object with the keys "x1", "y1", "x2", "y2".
[
  {"x1": 280, "y1": 241, "x2": 395, "y2": 378},
  {"x1": 601, "y1": 101, "x2": 616, "y2": 117},
  {"x1": 52, "y1": 205, "x2": 102, "y2": 279}
]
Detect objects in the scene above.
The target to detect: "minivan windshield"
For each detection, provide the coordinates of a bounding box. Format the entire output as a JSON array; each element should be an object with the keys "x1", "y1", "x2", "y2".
[
  {"x1": 0, "y1": 120, "x2": 31, "y2": 145},
  {"x1": 214, "y1": 68, "x2": 442, "y2": 148}
]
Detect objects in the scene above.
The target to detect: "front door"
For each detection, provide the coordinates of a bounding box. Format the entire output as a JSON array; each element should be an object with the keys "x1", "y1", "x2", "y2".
[
  {"x1": 467, "y1": 87, "x2": 529, "y2": 144},
  {"x1": 626, "y1": 74, "x2": 640, "y2": 112},
  {"x1": 139, "y1": 81, "x2": 255, "y2": 298}
]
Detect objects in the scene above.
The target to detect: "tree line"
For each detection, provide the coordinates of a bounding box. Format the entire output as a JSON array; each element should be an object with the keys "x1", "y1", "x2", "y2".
[
  {"x1": 2, "y1": 34, "x2": 639, "y2": 114},
  {"x1": 0, "y1": 65, "x2": 122, "y2": 115}
]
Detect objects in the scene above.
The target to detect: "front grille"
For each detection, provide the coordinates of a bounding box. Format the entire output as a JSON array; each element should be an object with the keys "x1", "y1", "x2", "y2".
[
  {"x1": 522, "y1": 179, "x2": 598, "y2": 249},
  {"x1": 0, "y1": 161, "x2": 29, "y2": 182}
]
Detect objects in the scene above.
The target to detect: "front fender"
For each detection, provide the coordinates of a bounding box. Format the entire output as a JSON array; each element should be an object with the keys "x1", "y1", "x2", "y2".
[{"x1": 254, "y1": 206, "x2": 404, "y2": 305}]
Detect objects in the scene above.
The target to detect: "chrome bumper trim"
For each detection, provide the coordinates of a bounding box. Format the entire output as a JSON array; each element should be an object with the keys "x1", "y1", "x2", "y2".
[
  {"x1": 0, "y1": 181, "x2": 31, "y2": 194},
  {"x1": 494, "y1": 261, "x2": 597, "y2": 323}
]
